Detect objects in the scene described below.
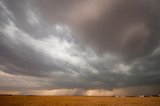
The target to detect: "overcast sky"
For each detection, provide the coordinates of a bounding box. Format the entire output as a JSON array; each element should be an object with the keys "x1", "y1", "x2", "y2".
[{"x1": 0, "y1": 0, "x2": 160, "y2": 96}]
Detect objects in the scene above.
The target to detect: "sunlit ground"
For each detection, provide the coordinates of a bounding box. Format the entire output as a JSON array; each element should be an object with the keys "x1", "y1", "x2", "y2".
[{"x1": 0, "y1": 96, "x2": 160, "y2": 106}]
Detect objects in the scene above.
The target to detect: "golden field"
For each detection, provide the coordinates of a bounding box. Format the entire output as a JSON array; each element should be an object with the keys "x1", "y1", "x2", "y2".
[{"x1": 0, "y1": 96, "x2": 160, "y2": 106}]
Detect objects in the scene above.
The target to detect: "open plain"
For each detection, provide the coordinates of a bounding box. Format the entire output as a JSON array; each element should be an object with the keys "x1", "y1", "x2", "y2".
[{"x1": 0, "y1": 96, "x2": 160, "y2": 106}]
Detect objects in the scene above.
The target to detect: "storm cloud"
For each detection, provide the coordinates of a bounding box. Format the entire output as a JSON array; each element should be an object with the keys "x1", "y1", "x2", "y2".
[{"x1": 0, "y1": 0, "x2": 160, "y2": 95}]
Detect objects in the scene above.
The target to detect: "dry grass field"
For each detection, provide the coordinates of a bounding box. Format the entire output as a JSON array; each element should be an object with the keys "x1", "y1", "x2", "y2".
[{"x1": 0, "y1": 96, "x2": 160, "y2": 106}]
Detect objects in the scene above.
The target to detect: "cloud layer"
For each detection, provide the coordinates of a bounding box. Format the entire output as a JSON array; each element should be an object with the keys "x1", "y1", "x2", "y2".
[{"x1": 0, "y1": 0, "x2": 160, "y2": 95}]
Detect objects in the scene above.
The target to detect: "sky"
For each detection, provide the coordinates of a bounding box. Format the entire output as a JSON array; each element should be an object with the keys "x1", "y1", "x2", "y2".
[{"x1": 0, "y1": 0, "x2": 160, "y2": 96}]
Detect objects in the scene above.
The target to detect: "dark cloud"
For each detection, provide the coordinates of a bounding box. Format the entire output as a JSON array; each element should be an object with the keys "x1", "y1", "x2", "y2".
[
  {"x1": 0, "y1": 0, "x2": 160, "y2": 95},
  {"x1": 70, "y1": 0, "x2": 160, "y2": 58}
]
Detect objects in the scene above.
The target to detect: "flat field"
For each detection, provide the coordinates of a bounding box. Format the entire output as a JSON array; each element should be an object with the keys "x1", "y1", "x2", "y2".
[{"x1": 0, "y1": 96, "x2": 160, "y2": 106}]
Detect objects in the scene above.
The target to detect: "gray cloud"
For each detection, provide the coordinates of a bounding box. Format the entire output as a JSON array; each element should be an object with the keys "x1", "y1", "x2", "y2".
[
  {"x1": 0, "y1": 0, "x2": 160, "y2": 95},
  {"x1": 70, "y1": 0, "x2": 160, "y2": 58}
]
